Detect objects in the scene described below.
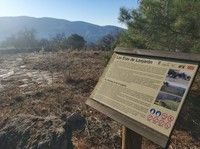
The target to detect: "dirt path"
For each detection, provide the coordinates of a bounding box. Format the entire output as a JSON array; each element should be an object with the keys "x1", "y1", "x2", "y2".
[{"x1": 0, "y1": 54, "x2": 57, "y2": 94}]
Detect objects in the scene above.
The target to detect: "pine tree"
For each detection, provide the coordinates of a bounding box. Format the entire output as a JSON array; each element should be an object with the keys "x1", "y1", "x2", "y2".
[{"x1": 118, "y1": 0, "x2": 200, "y2": 52}]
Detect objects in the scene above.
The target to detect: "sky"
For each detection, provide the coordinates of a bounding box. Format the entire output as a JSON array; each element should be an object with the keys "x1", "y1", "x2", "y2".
[{"x1": 0, "y1": 0, "x2": 138, "y2": 28}]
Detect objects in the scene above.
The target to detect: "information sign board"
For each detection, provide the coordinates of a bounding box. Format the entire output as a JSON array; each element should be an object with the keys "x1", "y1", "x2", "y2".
[{"x1": 86, "y1": 48, "x2": 200, "y2": 147}]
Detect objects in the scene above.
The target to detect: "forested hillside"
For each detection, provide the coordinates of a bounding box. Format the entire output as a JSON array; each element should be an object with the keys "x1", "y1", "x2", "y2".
[{"x1": 0, "y1": 16, "x2": 123, "y2": 43}]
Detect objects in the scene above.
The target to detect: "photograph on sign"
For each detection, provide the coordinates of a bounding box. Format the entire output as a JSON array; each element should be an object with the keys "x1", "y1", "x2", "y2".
[
  {"x1": 154, "y1": 69, "x2": 193, "y2": 111},
  {"x1": 90, "y1": 53, "x2": 198, "y2": 138}
]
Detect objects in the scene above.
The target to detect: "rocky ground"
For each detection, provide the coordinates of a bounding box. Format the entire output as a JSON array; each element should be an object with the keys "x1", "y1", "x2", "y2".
[{"x1": 0, "y1": 51, "x2": 199, "y2": 149}]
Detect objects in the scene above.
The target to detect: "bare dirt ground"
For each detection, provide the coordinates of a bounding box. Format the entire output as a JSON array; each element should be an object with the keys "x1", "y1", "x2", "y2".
[{"x1": 0, "y1": 51, "x2": 199, "y2": 149}]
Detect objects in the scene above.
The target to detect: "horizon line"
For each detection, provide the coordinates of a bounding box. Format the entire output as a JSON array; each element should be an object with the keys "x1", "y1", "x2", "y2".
[{"x1": 0, "y1": 15, "x2": 126, "y2": 29}]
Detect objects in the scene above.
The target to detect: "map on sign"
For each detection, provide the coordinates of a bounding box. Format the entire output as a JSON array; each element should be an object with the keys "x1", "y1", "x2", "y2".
[{"x1": 90, "y1": 53, "x2": 198, "y2": 137}]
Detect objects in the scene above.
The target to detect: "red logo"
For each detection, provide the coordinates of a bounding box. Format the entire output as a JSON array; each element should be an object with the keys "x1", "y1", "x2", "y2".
[{"x1": 187, "y1": 65, "x2": 195, "y2": 70}]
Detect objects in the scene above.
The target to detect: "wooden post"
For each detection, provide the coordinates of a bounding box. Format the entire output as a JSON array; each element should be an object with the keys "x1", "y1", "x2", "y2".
[{"x1": 121, "y1": 126, "x2": 142, "y2": 149}]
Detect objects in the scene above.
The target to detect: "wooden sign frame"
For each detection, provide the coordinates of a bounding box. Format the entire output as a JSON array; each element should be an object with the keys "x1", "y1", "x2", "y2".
[{"x1": 86, "y1": 47, "x2": 200, "y2": 148}]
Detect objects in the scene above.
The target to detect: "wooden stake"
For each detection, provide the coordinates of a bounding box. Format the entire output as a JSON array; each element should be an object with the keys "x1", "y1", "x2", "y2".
[{"x1": 121, "y1": 126, "x2": 142, "y2": 149}]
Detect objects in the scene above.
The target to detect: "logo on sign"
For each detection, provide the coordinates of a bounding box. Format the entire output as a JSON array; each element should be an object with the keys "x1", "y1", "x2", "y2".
[
  {"x1": 187, "y1": 65, "x2": 195, "y2": 70},
  {"x1": 147, "y1": 108, "x2": 174, "y2": 129}
]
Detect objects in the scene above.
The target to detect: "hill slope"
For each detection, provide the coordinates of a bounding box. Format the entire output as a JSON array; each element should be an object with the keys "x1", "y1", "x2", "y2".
[{"x1": 0, "y1": 16, "x2": 123, "y2": 43}]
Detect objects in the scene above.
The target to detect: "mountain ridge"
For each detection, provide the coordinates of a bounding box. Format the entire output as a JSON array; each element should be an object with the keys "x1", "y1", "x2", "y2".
[{"x1": 0, "y1": 16, "x2": 124, "y2": 43}]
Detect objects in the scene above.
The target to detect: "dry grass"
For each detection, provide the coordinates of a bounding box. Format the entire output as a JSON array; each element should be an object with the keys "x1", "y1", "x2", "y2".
[{"x1": 0, "y1": 50, "x2": 200, "y2": 149}]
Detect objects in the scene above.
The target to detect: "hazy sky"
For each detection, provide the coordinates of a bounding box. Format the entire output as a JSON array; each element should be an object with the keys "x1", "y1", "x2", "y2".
[{"x1": 0, "y1": 0, "x2": 138, "y2": 28}]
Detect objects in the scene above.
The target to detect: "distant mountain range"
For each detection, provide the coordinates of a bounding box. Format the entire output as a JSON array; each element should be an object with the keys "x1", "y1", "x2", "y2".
[{"x1": 0, "y1": 16, "x2": 124, "y2": 43}]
